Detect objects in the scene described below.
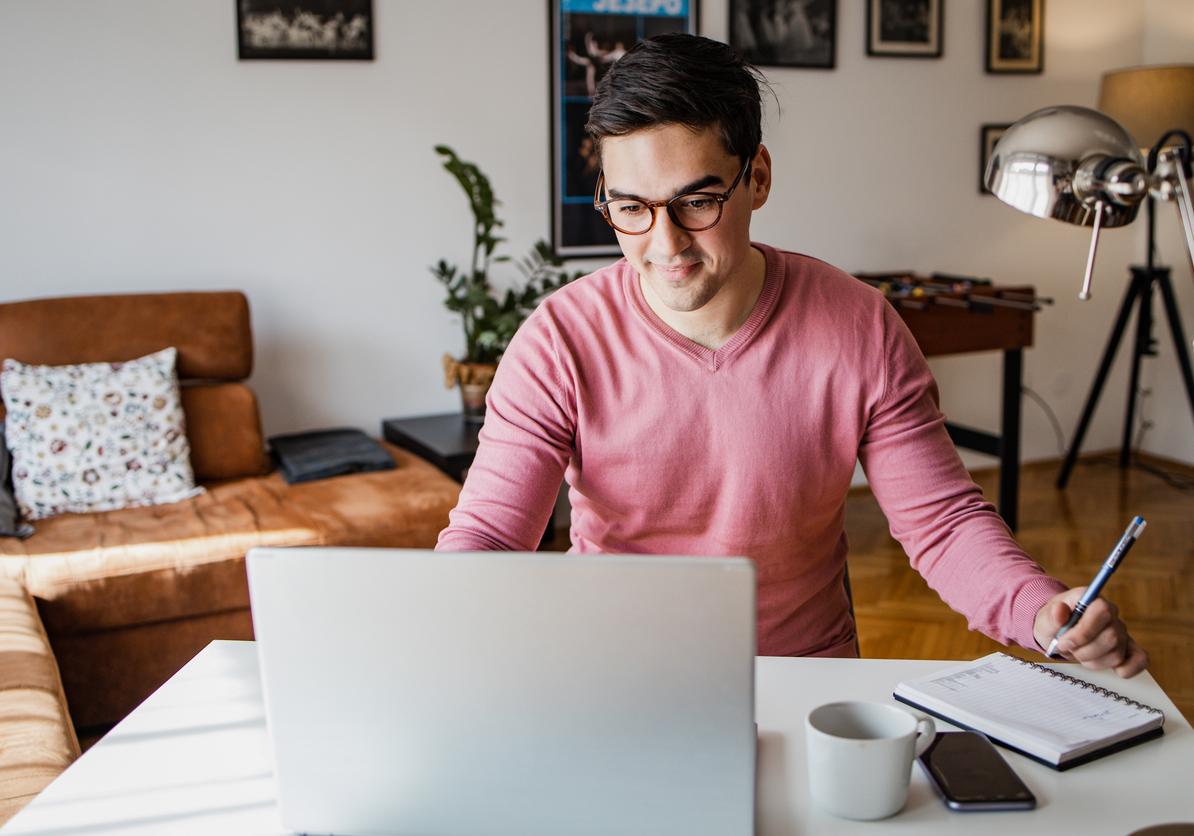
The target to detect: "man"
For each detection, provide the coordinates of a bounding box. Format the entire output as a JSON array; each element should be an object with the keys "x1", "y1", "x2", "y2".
[{"x1": 437, "y1": 33, "x2": 1147, "y2": 678}]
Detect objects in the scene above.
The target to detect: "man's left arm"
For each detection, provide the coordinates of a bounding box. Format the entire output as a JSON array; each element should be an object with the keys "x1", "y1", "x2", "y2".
[{"x1": 858, "y1": 304, "x2": 1147, "y2": 677}]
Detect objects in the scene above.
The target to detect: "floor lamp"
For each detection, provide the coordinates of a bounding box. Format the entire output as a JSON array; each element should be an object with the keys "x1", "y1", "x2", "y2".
[{"x1": 983, "y1": 64, "x2": 1194, "y2": 489}]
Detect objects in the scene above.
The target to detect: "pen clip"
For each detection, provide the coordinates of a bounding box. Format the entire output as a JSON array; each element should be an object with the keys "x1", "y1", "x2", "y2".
[{"x1": 1106, "y1": 517, "x2": 1146, "y2": 570}]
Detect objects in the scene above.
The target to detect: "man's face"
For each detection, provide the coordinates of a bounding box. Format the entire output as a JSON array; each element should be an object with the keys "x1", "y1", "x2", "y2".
[{"x1": 599, "y1": 124, "x2": 769, "y2": 314}]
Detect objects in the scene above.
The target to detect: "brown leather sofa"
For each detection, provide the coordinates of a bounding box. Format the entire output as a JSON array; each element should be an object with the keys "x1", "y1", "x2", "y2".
[{"x1": 0, "y1": 292, "x2": 460, "y2": 732}]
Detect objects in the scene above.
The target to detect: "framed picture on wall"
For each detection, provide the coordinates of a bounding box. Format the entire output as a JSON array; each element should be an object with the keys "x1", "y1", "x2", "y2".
[
  {"x1": 550, "y1": 0, "x2": 698, "y2": 258},
  {"x1": 866, "y1": 0, "x2": 942, "y2": 58},
  {"x1": 729, "y1": 0, "x2": 836, "y2": 69},
  {"x1": 979, "y1": 123, "x2": 1011, "y2": 194},
  {"x1": 237, "y1": 0, "x2": 374, "y2": 60},
  {"x1": 985, "y1": 0, "x2": 1044, "y2": 74}
]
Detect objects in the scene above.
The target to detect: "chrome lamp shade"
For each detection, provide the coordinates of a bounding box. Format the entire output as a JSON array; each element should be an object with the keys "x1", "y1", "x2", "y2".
[
  {"x1": 983, "y1": 100, "x2": 1189, "y2": 302},
  {"x1": 985, "y1": 105, "x2": 1146, "y2": 230}
]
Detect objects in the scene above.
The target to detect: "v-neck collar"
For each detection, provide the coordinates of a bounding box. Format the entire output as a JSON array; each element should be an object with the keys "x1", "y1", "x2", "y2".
[{"x1": 623, "y1": 243, "x2": 784, "y2": 371}]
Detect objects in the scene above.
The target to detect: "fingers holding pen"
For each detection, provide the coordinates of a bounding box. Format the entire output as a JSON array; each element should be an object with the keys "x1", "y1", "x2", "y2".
[
  {"x1": 1055, "y1": 598, "x2": 1119, "y2": 657},
  {"x1": 1033, "y1": 517, "x2": 1149, "y2": 678},
  {"x1": 1054, "y1": 599, "x2": 1149, "y2": 678}
]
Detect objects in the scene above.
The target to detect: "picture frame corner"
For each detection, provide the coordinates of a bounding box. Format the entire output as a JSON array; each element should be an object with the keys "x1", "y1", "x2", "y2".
[{"x1": 979, "y1": 122, "x2": 1012, "y2": 195}]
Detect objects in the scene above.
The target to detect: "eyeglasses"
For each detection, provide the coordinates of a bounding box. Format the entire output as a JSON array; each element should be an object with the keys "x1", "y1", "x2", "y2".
[{"x1": 593, "y1": 156, "x2": 753, "y2": 235}]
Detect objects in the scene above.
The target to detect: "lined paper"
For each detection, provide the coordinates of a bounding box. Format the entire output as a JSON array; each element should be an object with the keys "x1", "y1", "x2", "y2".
[
  {"x1": 895, "y1": 653, "x2": 1164, "y2": 764},
  {"x1": 917, "y1": 657, "x2": 1151, "y2": 746}
]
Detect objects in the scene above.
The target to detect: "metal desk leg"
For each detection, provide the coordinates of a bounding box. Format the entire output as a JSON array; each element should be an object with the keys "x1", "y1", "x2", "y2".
[{"x1": 999, "y1": 349, "x2": 1023, "y2": 532}]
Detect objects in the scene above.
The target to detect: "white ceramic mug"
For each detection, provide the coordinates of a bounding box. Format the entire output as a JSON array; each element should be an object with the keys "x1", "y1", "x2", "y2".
[{"x1": 805, "y1": 701, "x2": 935, "y2": 820}]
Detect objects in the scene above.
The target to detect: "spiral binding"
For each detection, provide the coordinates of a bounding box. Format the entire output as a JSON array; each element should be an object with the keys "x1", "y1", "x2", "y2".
[{"x1": 998, "y1": 653, "x2": 1163, "y2": 715}]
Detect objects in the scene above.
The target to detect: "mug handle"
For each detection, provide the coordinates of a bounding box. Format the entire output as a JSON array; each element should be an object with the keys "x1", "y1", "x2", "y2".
[{"x1": 913, "y1": 716, "x2": 936, "y2": 757}]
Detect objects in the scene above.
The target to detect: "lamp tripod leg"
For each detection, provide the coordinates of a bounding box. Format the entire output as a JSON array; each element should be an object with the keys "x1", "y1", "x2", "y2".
[
  {"x1": 1121, "y1": 270, "x2": 1155, "y2": 468},
  {"x1": 1057, "y1": 273, "x2": 1144, "y2": 489},
  {"x1": 1155, "y1": 269, "x2": 1194, "y2": 425}
]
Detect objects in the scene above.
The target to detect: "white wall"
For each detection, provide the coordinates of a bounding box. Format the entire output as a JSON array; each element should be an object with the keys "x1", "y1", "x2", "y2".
[{"x1": 1, "y1": 1, "x2": 1190, "y2": 465}]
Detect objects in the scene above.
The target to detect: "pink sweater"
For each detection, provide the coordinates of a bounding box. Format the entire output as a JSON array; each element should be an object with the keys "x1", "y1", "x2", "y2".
[{"x1": 438, "y1": 244, "x2": 1065, "y2": 657}]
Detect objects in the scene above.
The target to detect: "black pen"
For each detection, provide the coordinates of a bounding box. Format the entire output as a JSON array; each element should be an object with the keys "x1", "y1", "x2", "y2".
[{"x1": 1046, "y1": 515, "x2": 1146, "y2": 659}]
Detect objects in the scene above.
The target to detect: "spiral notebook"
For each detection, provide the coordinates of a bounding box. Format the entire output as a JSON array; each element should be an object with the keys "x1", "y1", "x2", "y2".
[{"x1": 893, "y1": 653, "x2": 1165, "y2": 770}]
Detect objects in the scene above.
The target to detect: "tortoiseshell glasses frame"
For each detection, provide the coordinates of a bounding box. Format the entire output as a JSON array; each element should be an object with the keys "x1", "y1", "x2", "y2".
[{"x1": 592, "y1": 155, "x2": 753, "y2": 235}]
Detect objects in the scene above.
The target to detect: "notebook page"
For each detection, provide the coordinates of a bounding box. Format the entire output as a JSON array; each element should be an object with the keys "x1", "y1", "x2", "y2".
[{"x1": 906, "y1": 654, "x2": 1155, "y2": 750}]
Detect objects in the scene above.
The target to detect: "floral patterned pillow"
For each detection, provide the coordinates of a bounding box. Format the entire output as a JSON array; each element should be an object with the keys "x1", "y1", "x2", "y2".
[{"x1": 0, "y1": 347, "x2": 204, "y2": 521}]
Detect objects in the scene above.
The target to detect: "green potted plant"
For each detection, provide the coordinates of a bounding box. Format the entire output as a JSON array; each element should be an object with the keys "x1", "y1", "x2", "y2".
[{"x1": 432, "y1": 145, "x2": 583, "y2": 421}]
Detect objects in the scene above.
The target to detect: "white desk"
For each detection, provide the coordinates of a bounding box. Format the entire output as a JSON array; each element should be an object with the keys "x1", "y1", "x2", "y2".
[{"x1": 3, "y1": 641, "x2": 1191, "y2": 835}]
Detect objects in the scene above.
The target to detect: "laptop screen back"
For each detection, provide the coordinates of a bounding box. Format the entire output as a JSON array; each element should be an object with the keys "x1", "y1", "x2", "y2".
[{"x1": 247, "y1": 547, "x2": 756, "y2": 836}]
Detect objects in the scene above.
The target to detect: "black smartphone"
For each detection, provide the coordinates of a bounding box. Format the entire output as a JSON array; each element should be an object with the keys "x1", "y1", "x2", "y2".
[{"x1": 918, "y1": 731, "x2": 1037, "y2": 811}]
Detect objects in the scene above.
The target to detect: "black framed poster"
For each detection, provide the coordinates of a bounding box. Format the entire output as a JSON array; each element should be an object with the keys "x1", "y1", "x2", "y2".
[
  {"x1": 237, "y1": 0, "x2": 374, "y2": 60},
  {"x1": 729, "y1": 0, "x2": 836, "y2": 69},
  {"x1": 866, "y1": 0, "x2": 942, "y2": 58},
  {"x1": 550, "y1": 0, "x2": 698, "y2": 259},
  {"x1": 986, "y1": 0, "x2": 1044, "y2": 74}
]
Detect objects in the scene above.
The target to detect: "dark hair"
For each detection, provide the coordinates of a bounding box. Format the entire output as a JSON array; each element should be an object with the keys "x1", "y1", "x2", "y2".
[{"x1": 585, "y1": 33, "x2": 769, "y2": 162}]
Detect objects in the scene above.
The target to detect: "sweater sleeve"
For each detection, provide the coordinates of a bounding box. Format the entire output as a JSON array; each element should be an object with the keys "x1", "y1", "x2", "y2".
[
  {"x1": 436, "y1": 307, "x2": 575, "y2": 552},
  {"x1": 857, "y1": 303, "x2": 1065, "y2": 651}
]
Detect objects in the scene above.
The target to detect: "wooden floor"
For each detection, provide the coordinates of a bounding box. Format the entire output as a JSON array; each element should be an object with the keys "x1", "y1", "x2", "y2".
[{"x1": 846, "y1": 452, "x2": 1194, "y2": 723}]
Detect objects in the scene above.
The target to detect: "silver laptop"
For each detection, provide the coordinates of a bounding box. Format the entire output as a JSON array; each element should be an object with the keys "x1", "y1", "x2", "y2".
[{"x1": 247, "y1": 547, "x2": 756, "y2": 836}]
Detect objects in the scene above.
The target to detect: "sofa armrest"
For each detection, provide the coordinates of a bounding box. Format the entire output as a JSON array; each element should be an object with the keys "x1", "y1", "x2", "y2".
[{"x1": 0, "y1": 576, "x2": 80, "y2": 826}]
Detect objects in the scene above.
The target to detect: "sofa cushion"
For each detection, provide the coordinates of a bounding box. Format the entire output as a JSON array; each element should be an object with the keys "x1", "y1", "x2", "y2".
[
  {"x1": 0, "y1": 576, "x2": 79, "y2": 826},
  {"x1": 0, "y1": 442, "x2": 460, "y2": 635},
  {"x1": 181, "y1": 383, "x2": 271, "y2": 481},
  {"x1": 0, "y1": 292, "x2": 252, "y2": 404},
  {"x1": 1, "y1": 348, "x2": 202, "y2": 521}
]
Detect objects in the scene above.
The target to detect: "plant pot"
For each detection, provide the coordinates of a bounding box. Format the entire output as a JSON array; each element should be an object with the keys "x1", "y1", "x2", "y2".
[
  {"x1": 443, "y1": 355, "x2": 497, "y2": 423},
  {"x1": 459, "y1": 381, "x2": 491, "y2": 422}
]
